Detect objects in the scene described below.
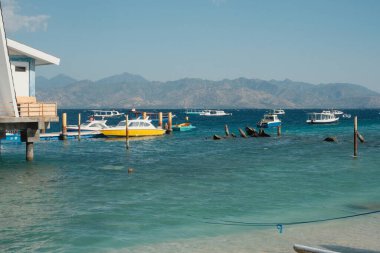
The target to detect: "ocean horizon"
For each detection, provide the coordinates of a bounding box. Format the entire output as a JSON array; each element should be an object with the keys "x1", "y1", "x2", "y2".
[{"x1": 1, "y1": 109, "x2": 379, "y2": 252}]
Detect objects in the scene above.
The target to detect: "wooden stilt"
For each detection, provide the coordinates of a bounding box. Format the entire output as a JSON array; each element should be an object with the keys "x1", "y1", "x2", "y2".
[
  {"x1": 277, "y1": 125, "x2": 281, "y2": 136},
  {"x1": 26, "y1": 142, "x2": 34, "y2": 161},
  {"x1": 238, "y1": 128, "x2": 247, "y2": 138},
  {"x1": 354, "y1": 116, "x2": 358, "y2": 158}
]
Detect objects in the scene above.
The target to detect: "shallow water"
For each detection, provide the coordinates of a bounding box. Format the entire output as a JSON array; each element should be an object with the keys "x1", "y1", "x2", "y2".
[{"x1": 1, "y1": 109, "x2": 380, "y2": 252}]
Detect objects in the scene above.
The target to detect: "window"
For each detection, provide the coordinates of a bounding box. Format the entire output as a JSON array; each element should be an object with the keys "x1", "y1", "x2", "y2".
[{"x1": 15, "y1": 66, "x2": 26, "y2": 72}]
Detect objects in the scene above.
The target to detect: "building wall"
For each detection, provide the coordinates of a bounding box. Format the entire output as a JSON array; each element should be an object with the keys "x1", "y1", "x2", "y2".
[{"x1": 9, "y1": 56, "x2": 35, "y2": 97}]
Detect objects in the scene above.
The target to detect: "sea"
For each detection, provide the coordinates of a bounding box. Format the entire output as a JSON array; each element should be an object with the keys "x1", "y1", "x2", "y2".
[{"x1": 1, "y1": 109, "x2": 380, "y2": 252}]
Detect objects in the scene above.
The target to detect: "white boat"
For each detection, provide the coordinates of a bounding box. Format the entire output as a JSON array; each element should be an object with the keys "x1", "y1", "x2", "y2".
[
  {"x1": 306, "y1": 111, "x2": 339, "y2": 124},
  {"x1": 342, "y1": 113, "x2": 351, "y2": 119},
  {"x1": 185, "y1": 109, "x2": 205, "y2": 115},
  {"x1": 201, "y1": 110, "x2": 232, "y2": 116},
  {"x1": 67, "y1": 110, "x2": 124, "y2": 132},
  {"x1": 272, "y1": 109, "x2": 285, "y2": 115},
  {"x1": 322, "y1": 109, "x2": 344, "y2": 115},
  {"x1": 91, "y1": 110, "x2": 124, "y2": 119},
  {"x1": 257, "y1": 113, "x2": 281, "y2": 128},
  {"x1": 67, "y1": 118, "x2": 109, "y2": 132}
]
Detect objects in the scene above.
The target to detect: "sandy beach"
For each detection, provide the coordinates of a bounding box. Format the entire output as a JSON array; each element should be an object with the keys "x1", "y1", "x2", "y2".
[{"x1": 122, "y1": 214, "x2": 380, "y2": 253}]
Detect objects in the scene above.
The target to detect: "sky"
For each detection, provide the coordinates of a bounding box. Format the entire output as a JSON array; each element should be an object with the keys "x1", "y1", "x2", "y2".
[{"x1": 1, "y1": 0, "x2": 380, "y2": 92}]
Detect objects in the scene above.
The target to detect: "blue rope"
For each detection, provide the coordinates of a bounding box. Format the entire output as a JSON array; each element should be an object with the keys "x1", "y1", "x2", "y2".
[{"x1": 201, "y1": 210, "x2": 380, "y2": 233}]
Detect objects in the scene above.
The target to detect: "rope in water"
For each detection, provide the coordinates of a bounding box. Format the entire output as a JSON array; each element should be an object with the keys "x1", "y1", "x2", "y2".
[{"x1": 200, "y1": 210, "x2": 380, "y2": 233}]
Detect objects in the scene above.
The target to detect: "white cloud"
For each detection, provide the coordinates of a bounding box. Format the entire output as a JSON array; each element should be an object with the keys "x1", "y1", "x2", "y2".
[{"x1": 1, "y1": 0, "x2": 49, "y2": 33}]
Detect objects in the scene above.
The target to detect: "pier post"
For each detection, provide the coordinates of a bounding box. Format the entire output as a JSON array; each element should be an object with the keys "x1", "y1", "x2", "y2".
[
  {"x1": 26, "y1": 142, "x2": 34, "y2": 161},
  {"x1": 167, "y1": 112, "x2": 173, "y2": 134},
  {"x1": 78, "y1": 113, "x2": 81, "y2": 141},
  {"x1": 224, "y1": 124, "x2": 230, "y2": 136},
  {"x1": 354, "y1": 116, "x2": 358, "y2": 158},
  {"x1": 60, "y1": 112, "x2": 68, "y2": 140},
  {"x1": 277, "y1": 125, "x2": 281, "y2": 136},
  {"x1": 158, "y1": 112, "x2": 163, "y2": 127},
  {"x1": 125, "y1": 115, "x2": 130, "y2": 149},
  {"x1": 142, "y1": 112, "x2": 147, "y2": 120}
]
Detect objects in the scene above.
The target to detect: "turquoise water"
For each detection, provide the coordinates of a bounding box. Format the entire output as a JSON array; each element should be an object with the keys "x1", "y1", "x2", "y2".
[{"x1": 1, "y1": 109, "x2": 380, "y2": 252}]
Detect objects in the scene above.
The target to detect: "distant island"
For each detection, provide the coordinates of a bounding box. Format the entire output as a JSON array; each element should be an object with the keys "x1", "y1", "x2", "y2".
[{"x1": 36, "y1": 72, "x2": 380, "y2": 109}]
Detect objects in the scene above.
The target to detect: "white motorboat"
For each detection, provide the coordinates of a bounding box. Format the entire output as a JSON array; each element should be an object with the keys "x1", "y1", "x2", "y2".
[
  {"x1": 306, "y1": 111, "x2": 339, "y2": 124},
  {"x1": 201, "y1": 110, "x2": 232, "y2": 116},
  {"x1": 185, "y1": 109, "x2": 205, "y2": 115},
  {"x1": 272, "y1": 109, "x2": 285, "y2": 115},
  {"x1": 67, "y1": 110, "x2": 124, "y2": 132},
  {"x1": 322, "y1": 109, "x2": 344, "y2": 115},
  {"x1": 257, "y1": 113, "x2": 282, "y2": 128},
  {"x1": 342, "y1": 113, "x2": 351, "y2": 119}
]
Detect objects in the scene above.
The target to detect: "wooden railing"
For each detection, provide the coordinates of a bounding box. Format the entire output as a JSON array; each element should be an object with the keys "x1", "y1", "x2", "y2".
[{"x1": 17, "y1": 102, "x2": 57, "y2": 117}]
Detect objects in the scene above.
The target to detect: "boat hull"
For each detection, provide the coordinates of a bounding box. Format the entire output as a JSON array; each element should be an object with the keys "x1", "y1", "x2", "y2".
[
  {"x1": 306, "y1": 118, "x2": 339, "y2": 124},
  {"x1": 257, "y1": 121, "x2": 281, "y2": 128},
  {"x1": 172, "y1": 124, "x2": 196, "y2": 131},
  {"x1": 100, "y1": 128, "x2": 166, "y2": 137}
]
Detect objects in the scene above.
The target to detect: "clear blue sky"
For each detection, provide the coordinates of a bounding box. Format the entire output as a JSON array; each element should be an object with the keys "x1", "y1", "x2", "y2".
[{"x1": 2, "y1": 0, "x2": 380, "y2": 91}]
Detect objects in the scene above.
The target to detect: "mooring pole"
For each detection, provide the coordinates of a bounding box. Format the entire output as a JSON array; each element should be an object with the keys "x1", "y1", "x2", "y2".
[
  {"x1": 277, "y1": 125, "x2": 282, "y2": 136},
  {"x1": 60, "y1": 112, "x2": 68, "y2": 140},
  {"x1": 167, "y1": 112, "x2": 173, "y2": 134},
  {"x1": 125, "y1": 115, "x2": 130, "y2": 149},
  {"x1": 158, "y1": 112, "x2": 163, "y2": 128},
  {"x1": 354, "y1": 116, "x2": 358, "y2": 158},
  {"x1": 78, "y1": 113, "x2": 81, "y2": 141}
]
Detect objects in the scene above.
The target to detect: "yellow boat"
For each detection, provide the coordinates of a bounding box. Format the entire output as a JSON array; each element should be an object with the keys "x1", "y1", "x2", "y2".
[{"x1": 100, "y1": 118, "x2": 166, "y2": 137}]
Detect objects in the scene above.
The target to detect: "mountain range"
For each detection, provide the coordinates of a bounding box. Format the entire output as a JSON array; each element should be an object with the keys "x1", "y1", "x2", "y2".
[{"x1": 36, "y1": 73, "x2": 380, "y2": 109}]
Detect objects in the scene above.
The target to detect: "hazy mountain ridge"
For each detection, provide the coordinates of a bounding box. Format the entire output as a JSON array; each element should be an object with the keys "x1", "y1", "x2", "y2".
[{"x1": 36, "y1": 73, "x2": 380, "y2": 109}]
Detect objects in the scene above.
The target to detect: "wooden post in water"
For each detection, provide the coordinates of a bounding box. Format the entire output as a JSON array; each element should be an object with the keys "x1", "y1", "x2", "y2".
[
  {"x1": 224, "y1": 124, "x2": 230, "y2": 136},
  {"x1": 78, "y1": 113, "x2": 81, "y2": 141},
  {"x1": 277, "y1": 125, "x2": 281, "y2": 136},
  {"x1": 354, "y1": 116, "x2": 358, "y2": 158},
  {"x1": 125, "y1": 115, "x2": 130, "y2": 149},
  {"x1": 158, "y1": 112, "x2": 163, "y2": 128},
  {"x1": 167, "y1": 112, "x2": 173, "y2": 133},
  {"x1": 60, "y1": 112, "x2": 68, "y2": 140},
  {"x1": 142, "y1": 112, "x2": 147, "y2": 120}
]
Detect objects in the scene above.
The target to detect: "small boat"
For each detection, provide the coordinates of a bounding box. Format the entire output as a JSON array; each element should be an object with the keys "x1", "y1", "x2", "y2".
[
  {"x1": 100, "y1": 117, "x2": 165, "y2": 137},
  {"x1": 257, "y1": 113, "x2": 281, "y2": 128},
  {"x1": 91, "y1": 110, "x2": 124, "y2": 119},
  {"x1": 172, "y1": 122, "x2": 196, "y2": 131},
  {"x1": 67, "y1": 110, "x2": 124, "y2": 132},
  {"x1": 272, "y1": 109, "x2": 285, "y2": 115},
  {"x1": 201, "y1": 110, "x2": 232, "y2": 116},
  {"x1": 342, "y1": 113, "x2": 351, "y2": 119},
  {"x1": 322, "y1": 109, "x2": 344, "y2": 115},
  {"x1": 67, "y1": 118, "x2": 109, "y2": 132},
  {"x1": 306, "y1": 111, "x2": 339, "y2": 124},
  {"x1": 185, "y1": 109, "x2": 205, "y2": 115}
]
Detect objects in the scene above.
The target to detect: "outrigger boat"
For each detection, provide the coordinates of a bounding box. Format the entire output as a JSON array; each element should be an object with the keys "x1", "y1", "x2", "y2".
[
  {"x1": 257, "y1": 113, "x2": 281, "y2": 128},
  {"x1": 172, "y1": 122, "x2": 196, "y2": 131},
  {"x1": 100, "y1": 117, "x2": 165, "y2": 137}
]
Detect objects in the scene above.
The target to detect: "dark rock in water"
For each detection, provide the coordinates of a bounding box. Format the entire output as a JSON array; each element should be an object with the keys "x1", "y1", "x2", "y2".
[
  {"x1": 245, "y1": 126, "x2": 258, "y2": 137},
  {"x1": 258, "y1": 129, "x2": 270, "y2": 137},
  {"x1": 324, "y1": 136, "x2": 338, "y2": 142},
  {"x1": 213, "y1": 134, "x2": 223, "y2": 140}
]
